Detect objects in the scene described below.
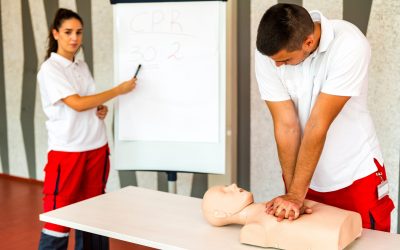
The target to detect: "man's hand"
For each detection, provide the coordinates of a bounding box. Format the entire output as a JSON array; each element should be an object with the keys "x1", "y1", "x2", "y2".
[
  {"x1": 96, "y1": 105, "x2": 108, "y2": 120},
  {"x1": 265, "y1": 193, "x2": 312, "y2": 221}
]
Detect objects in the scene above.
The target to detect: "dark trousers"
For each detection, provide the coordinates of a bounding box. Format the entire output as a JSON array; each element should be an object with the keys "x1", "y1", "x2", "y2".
[{"x1": 38, "y1": 230, "x2": 109, "y2": 250}]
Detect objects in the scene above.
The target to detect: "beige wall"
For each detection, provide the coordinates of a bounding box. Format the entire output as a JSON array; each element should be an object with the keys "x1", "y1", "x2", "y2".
[
  {"x1": 2, "y1": 0, "x2": 26, "y2": 177},
  {"x1": 0, "y1": 0, "x2": 398, "y2": 233},
  {"x1": 251, "y1": 0, "x2": 400, "y2": 232}
]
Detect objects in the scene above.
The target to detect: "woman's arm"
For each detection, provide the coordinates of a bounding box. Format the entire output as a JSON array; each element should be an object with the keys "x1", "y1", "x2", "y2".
[{"x1": 62, "y1": 78, "x2": 136, "y2": 112}]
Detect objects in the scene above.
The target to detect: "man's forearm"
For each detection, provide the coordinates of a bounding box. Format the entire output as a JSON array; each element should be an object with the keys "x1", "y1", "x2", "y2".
[
  {"x1": 265, "y1": 99, "x2": 302, "y2": 192},
  {"x1": 274, "y1": 124, "x2": 301, "y2": 191},
  {"x1": 288, "y1": 93, "x2": 351, "y2": 200},
  {"x1": 288, "y1": 123, "x2": 327, "y2": 199}
]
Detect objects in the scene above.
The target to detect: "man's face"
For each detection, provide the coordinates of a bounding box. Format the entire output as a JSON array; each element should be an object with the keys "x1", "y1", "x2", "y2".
[{"x1": 270, "y1": 48, "x2": 310, "y2": 67}]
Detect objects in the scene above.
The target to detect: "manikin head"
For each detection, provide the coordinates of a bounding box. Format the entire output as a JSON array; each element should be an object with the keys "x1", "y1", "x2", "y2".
[
  {"x1": 202, "y1": 184, "x2": 254, "y2": 226},
  {"x1": 256, "y1": 3, "x2": 319, "y2": 67}
]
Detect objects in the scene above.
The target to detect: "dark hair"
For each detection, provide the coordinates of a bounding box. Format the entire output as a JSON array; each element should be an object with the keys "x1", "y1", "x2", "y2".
[
  {"x1": 256, "y1": 3, "x2": 314, "y2": 56},
  {"x1": 45, "y1": 8, "x2": 83, "y2": 59}
]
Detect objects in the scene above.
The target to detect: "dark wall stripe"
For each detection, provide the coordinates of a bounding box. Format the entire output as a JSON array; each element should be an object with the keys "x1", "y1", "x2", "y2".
[
  {"x1": 118, "y1": 170, "x2": 138, "y2": 187},
  {"x1": 157, "y1": 172, "x2": 168, "y2": 192},
  {"x1": 237, "y1": 0, "x2": 250, "y2": 190},
  {"x1": 343, "y1": 0, "x2": 372, "y2": 35},
  {"x1": 278, "y1": 0, "x2": 303, "y2": 6},
  {"x1": 21, "y1": 0, "x2": 37, "y2": 179},
  {"x1": 0, "y1": 1, "x2": 9, "y2": 174},
  {"x1": 190, "y1": 173, "x2": 208, "y2": 198},
  {"x1": 44, "y1": 0, "x2": 59, "y2": 29},
  {"x1": 76, "y1": 0, "x2": 94, "y2": 74}
]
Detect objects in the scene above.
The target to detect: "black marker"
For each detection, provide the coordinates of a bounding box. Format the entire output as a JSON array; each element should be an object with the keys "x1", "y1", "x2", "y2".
[{"x1": 134, "y1": 64, "x2": 142, "y2": 78}]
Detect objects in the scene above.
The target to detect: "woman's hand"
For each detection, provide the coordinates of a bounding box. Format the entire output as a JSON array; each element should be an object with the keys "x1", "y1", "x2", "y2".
[
  {"x1": 96, "y1": 105, "x2": 108, "y2": 120},
  {"x1": 117, "y1": 78, "x2": 137, "y2": 95}
]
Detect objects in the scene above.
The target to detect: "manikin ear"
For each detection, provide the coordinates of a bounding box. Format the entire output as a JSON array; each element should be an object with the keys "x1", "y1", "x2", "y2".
[{"x1": 52, "y1": 29, "x2": 59, "y2": 41}]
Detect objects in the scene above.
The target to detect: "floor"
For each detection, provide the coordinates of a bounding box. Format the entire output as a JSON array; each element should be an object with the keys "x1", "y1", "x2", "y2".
[{"x1": 0, "y1": 174, "x2": 154, "y2": 250}]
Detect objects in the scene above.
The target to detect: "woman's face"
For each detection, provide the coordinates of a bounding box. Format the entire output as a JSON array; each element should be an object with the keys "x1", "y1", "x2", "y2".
[{"x1": 52, "y1": 18, "x2": 83, "y2": 58}]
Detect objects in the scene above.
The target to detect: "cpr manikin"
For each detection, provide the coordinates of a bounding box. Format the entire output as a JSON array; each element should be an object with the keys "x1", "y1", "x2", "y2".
[{"x1": 202, "y1": 184, "x2": 362, "y2": 250}]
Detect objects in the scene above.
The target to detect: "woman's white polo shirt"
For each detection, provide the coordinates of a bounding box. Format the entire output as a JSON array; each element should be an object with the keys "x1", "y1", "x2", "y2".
[{"x1": 38, "y1": 52, "x2": 107, "y2": 152}]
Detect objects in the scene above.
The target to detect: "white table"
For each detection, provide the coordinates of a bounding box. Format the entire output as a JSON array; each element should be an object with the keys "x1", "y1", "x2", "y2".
[{"x1": 40, "y1": 186, "x2": 400, "y2": 250}]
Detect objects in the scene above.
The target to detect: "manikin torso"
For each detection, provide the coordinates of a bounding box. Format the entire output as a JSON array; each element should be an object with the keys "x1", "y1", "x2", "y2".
[
  {"x1": 238, "y1": 200, "x2": 361, "y2": 250},
  {"x1": 202, "y1": 185, "x2": 362, "y2": 250}
]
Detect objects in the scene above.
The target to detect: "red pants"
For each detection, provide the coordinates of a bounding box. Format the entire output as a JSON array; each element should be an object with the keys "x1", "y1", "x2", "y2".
[
  {"x1": 306, "y1": 159, "x2": 394, "y2": 232},
  {"x1": 42, "y1": 144, "x2": 110, "y2": 233}
]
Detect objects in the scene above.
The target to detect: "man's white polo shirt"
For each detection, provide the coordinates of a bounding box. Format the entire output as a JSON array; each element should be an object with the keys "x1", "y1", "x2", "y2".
[
  {"x1": 255, "y1": 11, "x2": 383, "y2": 192},
  {"x1": 38, "y1": 52, "x2": 107, "y2": 152}
]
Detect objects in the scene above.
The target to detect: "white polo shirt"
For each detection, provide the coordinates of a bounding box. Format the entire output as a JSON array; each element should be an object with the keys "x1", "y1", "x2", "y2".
[
  {"x1": 38, "y1": 52, "x2": 107, "y2": 152},
  {"x1": 255, "y1": 11, "x2": 383, "y2": 192}
]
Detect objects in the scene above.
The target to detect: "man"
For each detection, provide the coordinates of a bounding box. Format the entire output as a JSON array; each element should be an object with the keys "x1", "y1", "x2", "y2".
[{"x1": 255, "y1": 3, "x2": 394, "y2": 231}]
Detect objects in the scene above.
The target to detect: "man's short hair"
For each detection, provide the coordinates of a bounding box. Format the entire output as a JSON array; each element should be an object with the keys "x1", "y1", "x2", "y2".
[{"x1": 256, "y1": 3, "x2": 314, "y2": 56}]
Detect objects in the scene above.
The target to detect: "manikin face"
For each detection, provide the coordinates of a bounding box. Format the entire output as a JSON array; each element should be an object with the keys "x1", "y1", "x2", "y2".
[
  {"x1": 203, "y1": 184, "x2": 254, "y2": 215},
  {"x1": 52, "y1": 18, "x2": 83, "y2": 59}
]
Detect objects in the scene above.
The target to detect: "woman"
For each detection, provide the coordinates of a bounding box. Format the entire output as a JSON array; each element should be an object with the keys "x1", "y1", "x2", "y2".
[{"x1": 37, "y1": 8, "x2": 135, "y2": 250}]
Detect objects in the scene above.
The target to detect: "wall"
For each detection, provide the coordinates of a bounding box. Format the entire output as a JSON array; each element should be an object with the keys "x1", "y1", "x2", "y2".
[
  {"x1": 251, "y1": 0, "x2": 400, "y2": 232},
  {"x1": 0, "y1": 0, "x2": 398, "y2": 233}
]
